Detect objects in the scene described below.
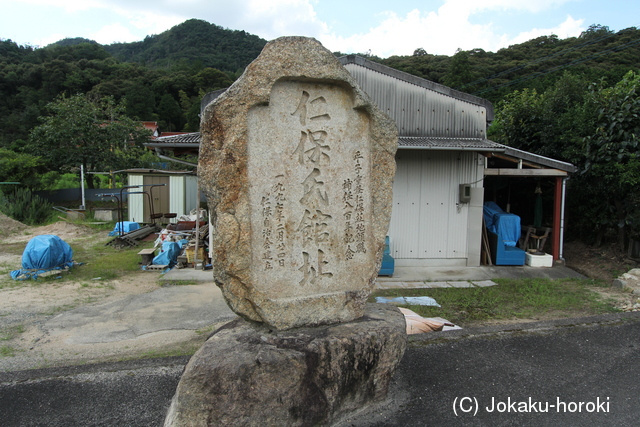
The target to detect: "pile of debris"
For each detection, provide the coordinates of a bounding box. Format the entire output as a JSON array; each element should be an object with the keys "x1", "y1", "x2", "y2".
[
  {"x1": 150, "y1": 220, "x2": 210, "y2": 270},
  {"x1": 105, "y1": 208, "x2": 211, "y2": 271},
  {"x1": 106, "y1": 222, "x2": 160, "y2": 248}
]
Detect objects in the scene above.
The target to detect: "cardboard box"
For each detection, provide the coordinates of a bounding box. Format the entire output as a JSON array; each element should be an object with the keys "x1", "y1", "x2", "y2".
[{"x1": 525, "y1": 252, "x2": 553, "y2": 267}]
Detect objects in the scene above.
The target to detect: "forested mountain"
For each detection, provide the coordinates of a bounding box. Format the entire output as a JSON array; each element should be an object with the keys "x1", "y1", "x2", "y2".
[
  {"x1": 1, "y1": 19, "x2": 640, "y2": 244},
  {"x1": 0, "y1": 19, "x2": 267, "y2": 147},
  {"x1": 105, "y1": 19, "x2": 266, "y2": 73},
  {"x1": 378, "y1": 24, "x2": 640, "y2": 104},
  {"x1": 2, "y1": 20, "x2": 639, "y2": 147}
]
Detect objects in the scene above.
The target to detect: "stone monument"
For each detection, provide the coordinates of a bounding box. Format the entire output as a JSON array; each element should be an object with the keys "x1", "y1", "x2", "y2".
[{"x1": 165, "y1": 36, "x2": 405, "y2": 426}]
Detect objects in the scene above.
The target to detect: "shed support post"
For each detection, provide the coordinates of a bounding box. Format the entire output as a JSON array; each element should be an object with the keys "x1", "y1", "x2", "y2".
[{"x1": 552, "y1": 177, "x2": 563, "y2": 261}]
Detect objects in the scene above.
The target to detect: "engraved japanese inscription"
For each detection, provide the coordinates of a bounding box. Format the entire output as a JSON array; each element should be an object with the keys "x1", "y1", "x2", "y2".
[
  {"x1": 199, "y1": 36, "x2": 397, "y2": 330},
  {"x1": 248, "y1": 80, "x2": 372, "y2": 297}
]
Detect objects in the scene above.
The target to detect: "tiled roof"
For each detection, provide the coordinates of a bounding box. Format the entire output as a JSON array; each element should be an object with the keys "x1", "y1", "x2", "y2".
[{"x1": 147, "y1": 132, "x2": 201, "y2": 146}]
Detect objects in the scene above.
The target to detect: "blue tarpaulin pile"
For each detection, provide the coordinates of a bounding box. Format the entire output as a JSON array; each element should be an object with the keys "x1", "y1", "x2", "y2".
[
  {"x1": 150, "y1": 241, "x2": 187, "y2": 269},
  {"x1": 108, "y1": 221, "x2": 140, "y2": 236},
  {"x1": 10, "y1": 235, "x2": 75, "y2": 280},
  {"x1": 483, "y1": 201, "x2": 521, "y2": 247}
]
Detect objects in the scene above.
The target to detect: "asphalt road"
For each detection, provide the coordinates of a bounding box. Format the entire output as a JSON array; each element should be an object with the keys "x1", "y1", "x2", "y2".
[{"x1": 1, "y1": 312, "x2": 639, "y2": 427}]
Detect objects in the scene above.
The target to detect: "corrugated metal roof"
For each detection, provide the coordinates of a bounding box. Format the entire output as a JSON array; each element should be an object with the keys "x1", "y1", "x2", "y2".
[
  {"x1": 399, "y1": 137, "x2": 504, "y2": 151},
  {"x1": 339, "y1": 55, "x2": 494, "y2": 121},
  {"x1": 342, "y1": 60, "x2": 490, "y2": 140},
  {"x1": 501, "y1": 145, "x2": 577, "y2": 173},
  {"x1": 145, "y1": 55, "x2": 576, "y2": 174}
]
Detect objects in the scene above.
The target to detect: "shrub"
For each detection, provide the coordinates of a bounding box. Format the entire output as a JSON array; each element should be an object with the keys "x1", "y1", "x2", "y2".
[{"x1": 0, "y1": 188, "x2": 54, "y2": 225}]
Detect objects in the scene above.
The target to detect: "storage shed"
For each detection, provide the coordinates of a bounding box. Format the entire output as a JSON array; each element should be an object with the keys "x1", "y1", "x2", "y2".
[
  {"x1": 125, "y1": 169, "x2": 198, "y2": 224},
  {"x1": 146, "y1": 55, "x2": 576, "y2": 267},
  {"x1": 339, "y1": 55, "x2": 576, "y2": 267}
]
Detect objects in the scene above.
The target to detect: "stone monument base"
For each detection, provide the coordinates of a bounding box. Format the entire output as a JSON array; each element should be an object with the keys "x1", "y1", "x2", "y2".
[{"x1": 164, "y1": 304, "x2": 407, "y2": 427}]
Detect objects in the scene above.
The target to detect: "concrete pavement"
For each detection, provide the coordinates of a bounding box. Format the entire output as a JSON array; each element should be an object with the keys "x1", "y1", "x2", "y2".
[
  {"x1": 2, "y1": 311, "x2": 639, "y2": 426},
  {"x1": 376, "y1": 264, "x2": 585, "y2": 288},
  {"x1": 5, "y1": 264, "x2": 628, "y2": 426},
  {"x1": 162, "y1": 263, "x2": 585, "y2": 285}
]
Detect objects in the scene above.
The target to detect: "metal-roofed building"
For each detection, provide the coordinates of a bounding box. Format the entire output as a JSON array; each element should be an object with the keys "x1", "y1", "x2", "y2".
[
  {"x1": 147, "y1": 55, "x2": 576, "y2": 267},
  {"x1": 338, "y1": 55, "x2": 575, "y2": 267}
]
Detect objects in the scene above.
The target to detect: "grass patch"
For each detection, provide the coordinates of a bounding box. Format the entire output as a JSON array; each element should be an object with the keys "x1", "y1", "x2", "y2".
[
  {"x1": 0, "y1": 345, "x2": 16, "y2": 357},
  {"x1": 0, "y1": 242, "x2": 26, "y2": 256},
  {"x1": 161, "y1": 280, "x2": 197, "y2": 287},
  {"x1": 46, "y1": 240, "x2": 155, "y2": 283},
  {"x1": 0, "y1": 324, "x2": 25, "y2": 341},
  {"x1": 371, "y1": 278, "x2": 620, "y2": 326},
  {"x1": 1, "y1": 228, "x2": 155, "y2": 288}
]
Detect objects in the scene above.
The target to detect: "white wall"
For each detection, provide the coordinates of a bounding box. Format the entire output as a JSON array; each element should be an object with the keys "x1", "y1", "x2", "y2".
[
  {"x1": 127, "y1": 174, "x2": 144, "y2": 223},
  {"x1": 388, "y1": 150, "x2": 484, "y2": 267}
]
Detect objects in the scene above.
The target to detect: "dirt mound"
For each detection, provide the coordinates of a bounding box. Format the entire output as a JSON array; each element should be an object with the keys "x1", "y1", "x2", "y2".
[
  {"x1": 564, "y1": 240, "x2": 639, "y2": 282},
  {"x1": 3, "y1": 220, "x2": 95, "y2": 243},
  {"x1": 0, "y1": 212, "x2": 28, "y2": 239}
]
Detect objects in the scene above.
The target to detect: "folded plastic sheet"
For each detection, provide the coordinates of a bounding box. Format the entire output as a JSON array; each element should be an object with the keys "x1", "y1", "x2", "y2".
[{"x1": 11, "y1": 235, "x2": 74, "y2": 280}]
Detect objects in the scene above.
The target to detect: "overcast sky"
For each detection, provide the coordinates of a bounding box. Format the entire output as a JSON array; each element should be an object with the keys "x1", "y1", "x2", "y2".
[{"x1": 1, "y1": 0, "x2": 639, "y2": 57}]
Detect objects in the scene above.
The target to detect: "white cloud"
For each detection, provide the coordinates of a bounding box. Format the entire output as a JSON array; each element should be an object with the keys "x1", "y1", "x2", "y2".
[
  {"x1": 235, "y1": 0, "x2": 328, "y2": 39},
  {"x1": 318, "y1": 0, "x2": 585, "y2": 56},
  {"x1": 90, "y1": 23, "x2": 141, "y2": 44},
  {"x1": 33, "y1": 33, "x2": 67, "y2": 48},
  {"x1": 320, "y1": 7, "x2": 499, "y2": 57},
  {"x1": 507, "y1": 15, "x2": 585, "y2": 46},
  {"x1": 442, "y1": 0, "x2": 575, "y2": 14},
  {"x1": 4, "y1": 0, "x2": 588, "y2": 55},
  {"x1": 60, "y1": 0, "x2": 328, "y2": 40},
  {"x1": 12, "y1": 0, "x2": 103, "y2": 12}
]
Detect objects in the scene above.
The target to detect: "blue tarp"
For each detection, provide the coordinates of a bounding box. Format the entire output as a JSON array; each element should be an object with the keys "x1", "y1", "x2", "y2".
[
  {"x1": 151, "y1": 241, "x2": 182, "y2": 268},
  {"x1": 483, "y1": 201, "x2": 521, "y2": 247},
  {"x1": 10, "y1": 235, "x2": 75, "y2": 280},
  {"x1": 108, "y1": 221, "x2": 140, "y2": 236}
]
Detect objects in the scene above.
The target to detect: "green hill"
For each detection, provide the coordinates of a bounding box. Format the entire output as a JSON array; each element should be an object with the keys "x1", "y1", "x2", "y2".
[{"x1": 104, "y1": 19, "x2": 267, "y2": 73}]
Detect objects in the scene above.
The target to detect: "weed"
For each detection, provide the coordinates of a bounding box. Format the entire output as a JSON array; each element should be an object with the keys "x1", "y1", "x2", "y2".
[
  {"x1": 0, "y1": 345, "x2": 16, "y2": 357},
  {"x1": 62, "y1": 241, "x2": 155, "y2": 283},
  {"x1": 195, "y1": 325, "x2": 218, "y2": 335},
  {"x1": 162, "y1": 280, "x2": 197, "y2": 287},
  {"x1": 371, "y1": 277, "x2": 621, "y2": 326},
  {"x1": 41, "y1": 304, "x2": 77, "y2": 316},
  {"x1": 0, "y1": 324, "x2": 25, "y2": 341}
]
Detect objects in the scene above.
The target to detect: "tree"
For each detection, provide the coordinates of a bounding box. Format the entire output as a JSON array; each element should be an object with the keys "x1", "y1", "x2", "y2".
[
  {"x1": 490, "y1": 70, "x2": 640, "y2": 249},
  {"x1": 579, "y1": 24, "x2": 614, "y2": 40},
  {"x1": 28, "y1": 94, "x2": 152, "y2": 188},
  {"x1": 124, "y1": 82, "x2": 156, "y2": 120},
  {"x1": 193, "y1": 67, "x2": 233, "y2": 92},
  {"x1": 578, "y1": 71, "x2": 640, "y2": 247},
  {"x1": 157, "y1": 93, "x2": 184, "y2": 131},
  {"x1": 413, "y1": 48, "x2": 427, "y2": 57},
  {"x1": 0, "y1": 147, "x2": 45, "y2": 188},
  {"x1": 441, "y1": 49, "x2": 475, "y2": 91},
  {"x1": 490, "y1": 73, "x2": 593, "y2": 162}
]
